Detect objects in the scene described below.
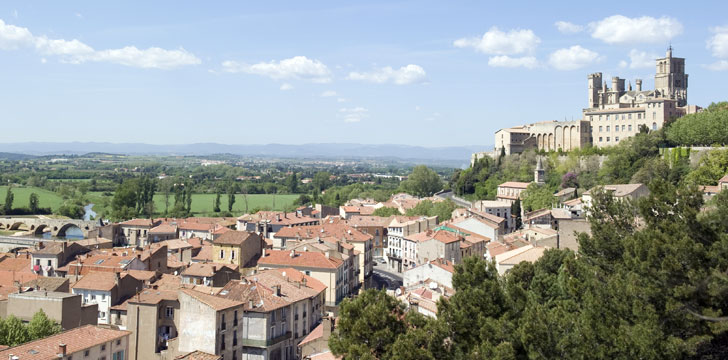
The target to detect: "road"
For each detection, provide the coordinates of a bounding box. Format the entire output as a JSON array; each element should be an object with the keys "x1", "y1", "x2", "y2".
[{"x1": 371, "y1": 260, "x2": 403, "y2": 290}]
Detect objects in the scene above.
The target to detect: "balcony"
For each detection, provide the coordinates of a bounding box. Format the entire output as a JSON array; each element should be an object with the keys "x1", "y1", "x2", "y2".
[{"x1": 241, "y1": 331, "x2": 292, "y2": 348}]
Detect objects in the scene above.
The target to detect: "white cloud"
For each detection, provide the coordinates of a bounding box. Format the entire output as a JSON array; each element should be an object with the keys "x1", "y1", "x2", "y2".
[
  {"x1": 75, "y1": 13, "x2": 83, "y2": 19},
  {"x1": 222, "y1": 56, "x2": 331, "y2": 83},
  {"x1": 347, "y1": 64, "x2": 426, "y2": 85},
  {"x1": 707, "y1": 60, "x2": 728, "y2": 71},
  {"x1": 280, "y1": 83, "x2": 294, "y2": 91},
  {"x1": 707, "y1": 26, "x2": 728, "y2": 58},
  {"x1": 454, "y1": 27, "x2": 540, "y2": 55},
  {"x1": 487, "y1": 55, "x2": 539, "y2": 69},
  {"x1": 589, "y1": 15, "x2": 683, "y2": 44},
  {"x1": 415, "y1": 106, "x2": 421, "y2": 111},
  {"x1": 338, "y1": 107, "x2": 368, "y2": 123},
  {"x1": 0, "y1": 19, "x2": 201, "y2": 69},
  {"x1": 320, "y1": 90, "x2": 337, "y2": 97},
  {"x1": 555, "y1": 21, "x2": 583, "y2": 34},
  {"x1": 337, "y1": 98, "x2": 348, "y2": 103},
  {"x1": 549, "y1": 45, "x2": 601, "y2": 71},
  {"x1": 619, "y1": 49, "x2": 658, "y2": 69}
]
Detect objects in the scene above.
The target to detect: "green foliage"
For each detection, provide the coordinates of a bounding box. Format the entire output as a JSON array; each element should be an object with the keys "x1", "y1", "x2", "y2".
[
  {"x1": 3, "y1": 185, "x2": 13, "y2": 214},
  {"x1": 227, "y1": 182, "x2": 236, "y2": 212},
  {"x1": 511, "y1": 198, "x2": 522, "y2": 229},
  {"x1": 405, "y1": 199, "x2": 456, "y2": 221},
  {"x1": 313, "y1": 171, "x2": 332, "y2": 193},
  {"x1": 520, "y1": 183, "x2": 556, "y2": 212},
  {"x1": 372, "y1": 206, "x2": 401, "y2": 217},
  {"x1": 401, "y1": 165, "x2": 443, "y2": 197},
  {"x1": 28, "y1": 192, "x2": 39, "y2": 214},
  {"x1": 0, "y1": 310, "x2": 61, "y2": 347},
  {"x1": 111, "y1": 176, "x2": 157, "y2": 220},
  {"x1": 599, "y1": 129, "x2": 662, "y2": 183},
  {"x1": 666, "y1": 102, "x2": 728, "y2": 146},
  {"x1": 57, "y1": 203, "x2": 84, "y2": 219},
  {"x1": 213, "y1": 191, "x2": 221, "y2": 213},
  {"x1": 686, "y1": 149, "x2": 728, "y2": 186},
  {"x1": 336, "y1": 179, "x2": 728, "y2": 359}
]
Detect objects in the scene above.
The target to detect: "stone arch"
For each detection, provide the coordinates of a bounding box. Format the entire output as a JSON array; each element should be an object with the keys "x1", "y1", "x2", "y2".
[
  {"x1": 9, "y1": 222, "x2": 24, "y2": 231},
  {"x1": 554, "y1": 126, "x2": 563, "y2": 151},
  {"x1": 547, "y1": 133, "x2": 554, "y2": 151},
  {"x1": 537, "y1": 134, "x2": 543, "y2": 150},
  {"x1": 56, "y1": 223, "x2": 82, "y2": 238},
  {"x1": 34, "y1": 224, "x2": 49, "y2": 235}
]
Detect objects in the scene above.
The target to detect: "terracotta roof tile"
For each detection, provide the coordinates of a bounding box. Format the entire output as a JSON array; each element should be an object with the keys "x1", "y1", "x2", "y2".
[
  {"x1": 213, "y1": 231, "x2": 259, "y2": 246},
  {"x1": 176, "y1": 350, "x2": 222, "y2": 360},
  {"x1": 72, "y1": 271, "x2": 126, "y2": 291},
  {"x1": 258, "y1": 250, "x2": 343, "y2": 270},
  {"x1": 120, "y1": 218, "x2": 157, "y2": 227},
  {"x1": 498, "y1": 181, "x2": 531, "y2": 189},
  {"x1": 180, "y1": 289, "x2": 243, "y2": 311},
  {"x1": 0, "y1": 325, "x2": 129, "y2": 359}
]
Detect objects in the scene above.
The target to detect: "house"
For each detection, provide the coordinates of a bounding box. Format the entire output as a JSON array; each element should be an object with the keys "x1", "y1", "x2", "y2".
[
  {"x1": 22, "y1": 277, "x2": 70, "y2": 293},
  {"x1": 582, "y1": 183, "x2": 649, "y2": 209},
  {"x1": 450, "y1": 217, "x2": 500, "y2": 243},
  {"x1": 176, "y1": 351, "x2": 222, "y2": 360},
  {"x1": 258, "y1": 249, "x2": 349, "y2": 307},
  {"x1": 177, "y1": 290, "x2": 244, "y2": 359},
  {"x1": 403, "y1": 258, "x2": 455, "y2": 289},
  {"x1": 159, "y1": 239, "x2": 194, "y2": 264},
  {"x1": 523, "y1": 208, "x2": 555, "y2": 229},
  {"x1": 386, "y1": 216, "x2": 438, "y2": 273},
  {"x1": 298, "y1": 317, "x2": 335, "y2": 360},
  {"x1": 180, "y1": 263, "x2": 240, "y2": 287},
  {"x1": 273, "y1": 223, "x2": 373, "y2": 290},
  {"x1": 440, "y1": 224, "x2": 489, "y2": 260},
  {"x1": 555, "y1": 187, "x2": 577, "y2": 202},
  {"x1": 496, "y1": 181, "x2": 530, "y2": 204},
  {"x1": 30, "y1": 241, "x2": 90, "y2": 277},
  {"x1": 0, "y1": 325, "x2": 130, "y2": 360},
  {"x1": 58, "y1": 252, "x2": 147, "y2": 277},
  {"x1": 212, "y1": 231, "x2": 263, "y2": 268},
  {"x1": 119, "y1": 218, "x2": 161, "y2": 247},
  {"x1": 149, "y1": 224, "x2": 179, "y2": 243},
  {"x1": 398, "y1": 280, "x2": 454, "y2": 319},
  {"x1": 415, "y1": 230, "x2": 462, "y2": 267},
  {"x1": 126, "y1": 288, "x2": 181, "y2": 360},
  {"x1": 71, "y1": 271, "x2": 144, "y2": 325},
  {"x1": 4, "y1": 291, "x2": 98, "y2": 330},
  {"x1": 74, "y1": 237, "x2": 114, "y2": 250},
  {"x1": 461, "y1": 208, "x2": 509, "y2": 234},
  {"x1": 340, "y1": 215, "x2": 389, "y2": 258},
  {"x1": 495, "y1": 245, "x2": 547, "y2": 275},
  {"x1": 237, "y1": 212, "x2": 320, "y2": 239},
  {"x1": 472, "y1": 200, "x2": 514, "y2": 232}
]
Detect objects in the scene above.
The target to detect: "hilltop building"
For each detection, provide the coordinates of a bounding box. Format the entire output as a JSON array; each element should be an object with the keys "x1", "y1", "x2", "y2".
[{"x1": 491, "y1": 48, "x2": 701, "y2": 155}]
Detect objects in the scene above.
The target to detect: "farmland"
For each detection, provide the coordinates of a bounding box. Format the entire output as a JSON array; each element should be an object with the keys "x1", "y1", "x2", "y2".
[
  {"x1": 152, "y1": 193, "x2": 299, "y2": 215},
  {"x1": 0, "y1": 186, "x2": 66, "y2": 211}
]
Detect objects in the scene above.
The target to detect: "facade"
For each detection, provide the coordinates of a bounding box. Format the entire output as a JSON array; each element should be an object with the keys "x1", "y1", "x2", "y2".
[
  {"x1": 119, "y1": 219, "x2": 160, "y2": 247},
  {"x1": 472, "y1": 200, "x2": 513, "y2": 231},
  {"x1": 181, "y1": 263, "x2": 241, "y2": 287},
  {"x1": 386, "y1": 216, "x2": 438, "y2": 273},
  {"x1": 403, "y1": 258, "x2": 455, "y2": 289},
  {"x1": 495, "y1": 119, "x2": 591, "y2": 154},
  {"x1": 258, "y1": 249, "x2": 349, "y2": 307},
  {"x1": 585, "y1": 48, "x2": 699, "y2": 148},
  {"x1": 0, "y1": 325, "x2": 130, "y2": 360},
  {"x1": 496, "y1": 182, "x2": 530, "y2": 204},
  {"x1": 126, "y1": 289, "x2": 180, "y2": 360},
  {"x1": 412, "y1": 230, "x2": 462, "y2": 267},
  {"x1": 582, "y1": 183, "x2": 650, "y2": 210},
  {"x1": 212, "y1": 231, "x2": 263, "y2": 268},
  {"x1": 30, "y1": 241, "x2": 89, "y2": 277},
  {"x1": 5, "y1": 291, "x2": 98, "y2": 330},
  {"x1": 71, "y1": 271, "x2": 143, "y2": 325}
]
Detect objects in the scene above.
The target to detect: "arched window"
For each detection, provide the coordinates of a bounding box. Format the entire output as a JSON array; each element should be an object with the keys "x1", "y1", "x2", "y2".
[{"x1": 652, "y1": 122, "x2": 657, "y2": 130}]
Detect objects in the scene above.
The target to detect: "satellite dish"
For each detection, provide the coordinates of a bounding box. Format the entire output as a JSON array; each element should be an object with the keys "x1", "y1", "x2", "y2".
[{"x1": 395, "y1": 288, "x2": 402, "y2": 296}]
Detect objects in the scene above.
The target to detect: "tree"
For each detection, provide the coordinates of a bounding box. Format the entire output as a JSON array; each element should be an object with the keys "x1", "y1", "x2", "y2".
[
  {"x1": 28, "y1": 192, "x2": 39, "y2": 214},
  {"x1": 214, "y1": 191, "x2": 221, "y2": 213},
  {"x1": 27, "y1": 309, "x2": 61, "y2": 340},
  {"x1": 512, "y1": 198, "x2": 522, "y2": 229},
  {"x1": 372, "y1": 207, "x2": 401, "y2": 217},
  {"x1": 560, "y1": 171, "x2": 579, "y2": 189},
  {"x1": 0, "y1": 316, "x2": 30, "y2": 347},
  {"x1": 406, "y1": 200, "x2": 457, "y2": 221},
  {"x1": 313, "y1": 171, "x2": 332, "y2": 193},
  {"x1": 227, "y1": 182, "x2": 236, "y2": 212},
  {"x1": 286, "y1": 172, "x2": 299, "y2": 193},
  {"x1": 401, "y1": 165, "x2": 443, "y2": 197},
  {"x1": 58, "y1": 203, "x2": 84, "y2": 219},
  {"x1": 520, "y1": 183, "x2": 556, "y2": 212},
  {"x1": 3, "y1": 185, "x2": 13, "y2": 214},
  {"x1": 329, "y1": 289, "x2": 407, "y2": 359}
]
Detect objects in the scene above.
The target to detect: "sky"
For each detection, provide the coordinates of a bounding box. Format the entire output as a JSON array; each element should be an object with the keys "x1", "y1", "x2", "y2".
[{"x1": 0, "y1": 1, "x2": 726, "y2": 147}]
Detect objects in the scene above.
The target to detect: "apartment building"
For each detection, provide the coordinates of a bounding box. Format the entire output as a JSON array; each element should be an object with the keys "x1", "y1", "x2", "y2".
[
  {"x1": 386, "y1": 216, "x2": 438, "y2": 273},
  {"x1": 212, "y1": 231, "x2": 263, "y2": 268},
  {"x1": 71, "y1": 271, "x2": 143, "y2": 325},
  {"x1": 0, "y1": 325, "x2": 130, "y2": 360}
]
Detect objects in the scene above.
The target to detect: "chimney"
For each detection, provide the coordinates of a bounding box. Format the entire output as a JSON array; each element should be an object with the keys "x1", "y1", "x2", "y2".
[
  {"x1": 325, "y1": 250, "x2": 331, "y2": 259},
  {"x1": 302, "y1": 277, "x2": 307, "y2": 287},
  {"x1": 248, "y1": 299, "x2": 253, "y2": 309},
  {"x1": 290, "y1": 250, "x2": 296, "y2": 258},
  {"x1": 38, "y1": 241, "x2": 44, "y2": 250},
  {"x1": 58, "y1": 344, "x2": 67, "y2": 356},
  {"x1": 322, "y1": 317, "x2": 333, "y2": 338},
  {"x1": 115, "y1": 272, "x2": 121, "y2": 286},
  {"x1": 274, "y1": 285, "x2": 281, "y2": 297}
]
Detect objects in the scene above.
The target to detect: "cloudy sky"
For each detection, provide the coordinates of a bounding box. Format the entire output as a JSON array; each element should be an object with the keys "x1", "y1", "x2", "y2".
[{"x1": 0, "y1": 1, "x2": 725, "y2": 146}]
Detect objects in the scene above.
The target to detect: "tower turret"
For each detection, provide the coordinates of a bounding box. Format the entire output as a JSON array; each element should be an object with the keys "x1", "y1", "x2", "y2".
[{"x1": 534, "y1": 157, "x2": 545, "y2": 185}]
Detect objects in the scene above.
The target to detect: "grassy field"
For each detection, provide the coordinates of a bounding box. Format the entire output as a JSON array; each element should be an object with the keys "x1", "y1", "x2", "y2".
[
  {"x1": 0, "y1": 186, "x2": 66, "y2": 211},
  {"x1": 152, "y1": 193, "x2": 299, "y2": 214}
]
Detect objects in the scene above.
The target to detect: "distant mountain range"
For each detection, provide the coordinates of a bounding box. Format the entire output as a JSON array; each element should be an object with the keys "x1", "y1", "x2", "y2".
[{"x1": 0, "y1": 142, "x2": 491, "y2": 164}]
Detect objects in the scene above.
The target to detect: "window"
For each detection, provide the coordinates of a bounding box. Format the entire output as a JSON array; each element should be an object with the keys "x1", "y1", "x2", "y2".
[
  {"x1": 116, "y1": 340, "x2": 121, "y2": 346},
  {"x1": 599, "y1": 126, "x2": 602, "y2": 132},
  {"x1": 615, "y1": 126, "x2": 619, "y2": 132},
  {"x1": 221, "y1": 314, "x2": 226, "y2": 330},
  {"x1": 101, "y1": 344, "x2": 106, "y2": 351},
  {"x1": 112, "y1": 351, "x2": 124, "y2": 360},
  {"x1": 220, "y1": 336, "x2": 225, "y2": 350},
  {"x1": 232, "y1": 351, "x2": 236, "y2": 360},
  {"x1": 652, "y1": 122, "x2": 657, "y2": 130},
  {"x1": 653, "y1": 112, "x2": 656, "y2": 120},
  {"x1": 47, "y1": 260, "x2": 52, "y2": 266},
  {"x1": 607, "y1": 137, "x2": 610, "y2": 142},
  {"x1": 628, "y1": 114, "x2": 632, "y2": 120},
  {"x1": 621, "y1": 125, "x2": 625, "y2": 131},
  {"x1": 606, "y1": 126, "x2": 610, "y2": 132},
  {"x1": 615, "y1": 137, "x2": 620, "y2": 142},
  {"x1": 234, "y1": 310, "x2": 238, "y2": 326},
  {"x1": 166, "y1": 306, "x2": 174, "y2": 318},
  {"x1": 98, "y1": 311, "x2": 106, "y2": 319},
  {"x1": 599, "y1": 137, "x2": 603, "y2": 142},
  {"x1": 638, "y1": 113, "x2": 642, "y2": 119},
  {"x1": 233, "y1": 330, "x2": 238, "y2": 346},
  {"x1": 231, "y1": 250, "x2": 235, "y2": 260},
  {"x1": 271, "y1": 326, "x2": 276, "y2": 338},
  {"x1": 85, "y1": 350, "x2": 90, "y2": 357},
  {"x1": 606, "y1": 115, "x2": 610, "y2": 121},
  {"x1": 219, "y1": 250, "x2": 224, "y2": 259},
  {"x1": 628, "y1": 124, "x2": 632, "y2": 131},
  {"x1": 101, "y1": 294, "x2": 106, "y2": 301}
]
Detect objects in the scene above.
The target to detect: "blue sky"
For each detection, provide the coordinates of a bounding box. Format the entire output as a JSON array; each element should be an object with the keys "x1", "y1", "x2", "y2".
[{"x1": 0, "y1": 1, "x2": 726, "y2": 147}]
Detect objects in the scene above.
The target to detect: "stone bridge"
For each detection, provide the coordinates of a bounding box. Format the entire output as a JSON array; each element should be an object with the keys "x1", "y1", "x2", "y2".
[{"x1": 0, "y1": 217, "x2": 98, "y2": 238}]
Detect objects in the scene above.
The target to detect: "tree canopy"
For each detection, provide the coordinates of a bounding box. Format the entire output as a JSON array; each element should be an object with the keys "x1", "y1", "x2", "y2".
[{"x1": 402, "y1": 165, "x2": 443, "y2": 197}]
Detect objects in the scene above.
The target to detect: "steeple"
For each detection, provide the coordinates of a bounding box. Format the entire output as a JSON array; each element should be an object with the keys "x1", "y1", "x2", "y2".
[{"x1": 534, "y1": 157, "x2": 545, "y2": 185}]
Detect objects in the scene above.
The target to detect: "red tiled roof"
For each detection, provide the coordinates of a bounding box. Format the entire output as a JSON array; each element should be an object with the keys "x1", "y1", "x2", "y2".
[
  {"x1": 0, "y1": 325, "x2": 129, "y2": 360},
  {"x1": 120, "y1": 218, "x2": 156, "y2": 227},
  {"x1": 150, "y1": 224, "x2": 177, "y2": 234},
  {"x1": 180, "y1": 289, "x2": 242, "y2": 311},
  {"x1": 258, "y1": 250, "x2": 343, "y2": 270},
  {"x1": 299, "y1": 322, "x2": 324, "y2": 346},
  {"x1": 274, "y1": 224, "x2": 372, "y2": 243},
  {"x1": 498, "y1": 181, "x2": 530, "y2": 189},
  {"x1": 0, "y1": 257, "x2": 32, "y2": 272},
  {"x1": 72, "y1": 271, "x2": 126, "y2": 291},
  {"x1": 213, "y1": 231, "x2": 259, "y2": 246}
]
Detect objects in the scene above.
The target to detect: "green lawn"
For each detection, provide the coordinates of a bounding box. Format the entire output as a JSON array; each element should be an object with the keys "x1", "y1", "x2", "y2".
[
  {"x1": 154, "y1": 193, "x2": 299, "y2": 215},
  {"x1": 0, "y1": 186, "x2": 66, "y2": 211}
]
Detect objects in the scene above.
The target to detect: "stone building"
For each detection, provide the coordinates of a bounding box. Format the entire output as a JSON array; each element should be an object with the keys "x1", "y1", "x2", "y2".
[{"x1": 0, "y1": 325, "x2": 130, "y2": 360}]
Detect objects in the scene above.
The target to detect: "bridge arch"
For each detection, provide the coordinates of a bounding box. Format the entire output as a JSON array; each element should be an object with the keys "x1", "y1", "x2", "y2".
[
  {"x1": 9, "y1": 222, "x2": 25, "y2": 231},
  {"x1": 56, "y1": 223, "x2": 83, "y2": 238},
  {"x1": 33, "y1": 224, "x2": 49, "y2": 235}
]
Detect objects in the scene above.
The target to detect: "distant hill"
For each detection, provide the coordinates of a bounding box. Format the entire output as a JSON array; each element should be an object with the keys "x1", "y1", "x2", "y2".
[
  {"x1": 0, "y1": 142, "x2": 490, "y2": 164},
  {"x1": 0, "y1": 152, "x2": 35, "y2": 160}
]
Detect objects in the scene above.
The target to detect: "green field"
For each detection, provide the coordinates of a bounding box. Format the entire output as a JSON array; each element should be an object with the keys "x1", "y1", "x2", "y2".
[
  {"x1": 0, "y1": 186, "x2": 66, "y2": 211},
  {"x1": 152, "y1": 193, "x2": 299, "y2": 214}
]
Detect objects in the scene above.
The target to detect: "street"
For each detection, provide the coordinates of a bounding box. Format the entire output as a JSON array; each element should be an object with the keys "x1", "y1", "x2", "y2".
[{"x1": 372, "y1": 259, "x2": 403, "y2": 290}]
